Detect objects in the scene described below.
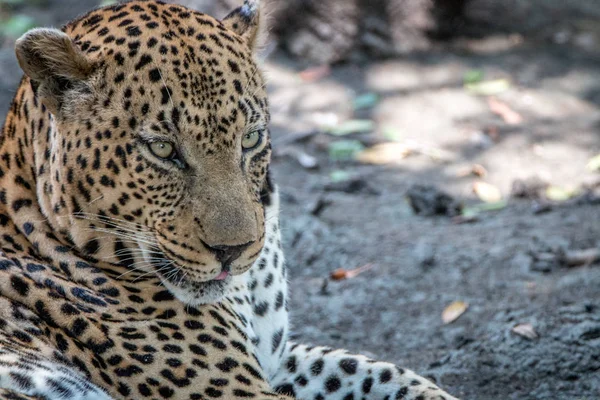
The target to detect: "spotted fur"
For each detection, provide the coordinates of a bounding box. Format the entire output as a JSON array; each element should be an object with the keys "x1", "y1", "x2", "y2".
[{"x1": 0, "y1": 0, "x2": 458, "y2": 399}]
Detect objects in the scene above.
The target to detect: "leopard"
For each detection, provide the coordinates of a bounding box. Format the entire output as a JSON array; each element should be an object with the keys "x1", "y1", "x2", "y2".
[{"x1": 0, "y1": 0, "x2": 459, "y2": 399}]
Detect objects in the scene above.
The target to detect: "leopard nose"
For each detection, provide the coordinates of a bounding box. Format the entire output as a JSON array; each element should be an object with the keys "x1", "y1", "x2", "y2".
[{"x1": 202, "y1": 241, "x2": 253, "y2": 266}]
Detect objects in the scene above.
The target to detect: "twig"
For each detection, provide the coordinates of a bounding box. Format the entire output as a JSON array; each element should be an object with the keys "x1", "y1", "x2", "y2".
[
  {"x1": 563, "y1": 248, "x2": 600, "y2": 267},
  {"x1": 330, "y1": 263, "x2": 376, "y2": 280}
]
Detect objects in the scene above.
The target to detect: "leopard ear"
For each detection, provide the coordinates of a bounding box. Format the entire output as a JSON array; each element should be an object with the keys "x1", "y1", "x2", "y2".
[
  {"x1": 15, "y1": 28, "x2": 95, "y2": 115},
  {"x1": 222, "y1": 0, "x2": 266, "y2": 53}
]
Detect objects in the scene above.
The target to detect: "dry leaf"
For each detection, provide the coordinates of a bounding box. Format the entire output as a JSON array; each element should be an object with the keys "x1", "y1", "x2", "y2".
[
  {"x1": 299, "y1": 65, "x2": 331, "y2": 82},
  {"x1": 473, "y1": 182, "x2": 503, "y2": 203},
  {"x1": 330, "y1": 263, "x2": 375, "y2": 281},
  {"x1": 472, "y1": 164, "x2": 488, "y2": 177},
  {"x1": 486, "y1": 126, "x2": 500, "y2": 141},
  {"x1": 563, "y1": 248, "x2": 600, "y2": 267},
  {"x1": 276, "y1": 147, "x2": 318, "y2": 169},
  {"x1": 532, "y1": 144, "x2": 545, "y2": 156},
  {"x1": 296, "y1": 152, "x2": 318, "y2": 169},
  {"x1": 356, "y1": 143, "x2": 412, "y2": 165},
  {"x1": 452, "y1": 215, "x2": 479, "y2": 224},
  {"x1": 330, "y1": 269, "x2": 349, "y2": 280},
  {"x1": 488, "y1": 97, "x2": 523, "y2": 125},
  {"x1": 457, "y1": 164, "x2": 488, "y2": 178},
  {"x1": 442, "y1": 301, "x2": 469, "y2": 324},
  {"x1": 512, "y1": 323, "x2": 538, "y2": 339}
]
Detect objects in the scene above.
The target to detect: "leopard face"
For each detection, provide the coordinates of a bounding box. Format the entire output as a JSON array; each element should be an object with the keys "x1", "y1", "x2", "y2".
[{"x1": 15, "y1": 0, "x2": 272, "y2": 304}]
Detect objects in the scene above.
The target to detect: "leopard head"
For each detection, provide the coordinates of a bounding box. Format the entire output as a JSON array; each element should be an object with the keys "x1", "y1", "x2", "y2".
[{"x1": 14, "y1": 0, "x2": 273, "y2": 304}]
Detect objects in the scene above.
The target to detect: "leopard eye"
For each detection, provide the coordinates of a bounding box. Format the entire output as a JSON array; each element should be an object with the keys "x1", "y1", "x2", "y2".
[
  {"x1": 242, "y1": 131, "x2": 261, "y2": 150},
  {"x1": 149, "y1": 141, "x2": 175, "y2": 159}
]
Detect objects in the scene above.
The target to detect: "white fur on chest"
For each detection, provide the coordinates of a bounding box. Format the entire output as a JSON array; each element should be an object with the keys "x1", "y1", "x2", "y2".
[{"x1": 227, "y1": 190, "x2": 289, "y2": 381}]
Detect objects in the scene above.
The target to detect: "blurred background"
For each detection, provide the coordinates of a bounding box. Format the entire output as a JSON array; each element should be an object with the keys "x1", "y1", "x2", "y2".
[{"x1": 1, "y1": 1, "x2": 599, "y2": 399}]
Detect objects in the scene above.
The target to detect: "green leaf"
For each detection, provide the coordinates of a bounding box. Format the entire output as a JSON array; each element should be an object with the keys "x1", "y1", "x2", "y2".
[
  {"x1": 463, "y1": 69, "x2": 484, "y2": 85},
  {"x1": 381, "y1": 126, "x2": 402, "y2": 141},
  {"x1": 327, "y1": 119, "x2": 374, "y2": 136},
  {"x1": 586, "y1": 154, "x2": 600, "y2": 172},
  {"x1": 0, "y1": 0, "x2": 48, "y2": 6},
  {"x1": 0, "y1": 0, "x2": 26, "y2": 6},
  {"x1": 462, "y1": 200, "x2": 507, "y2": 217},
  {"x1": 545, "y1": 186, "x2": 578, "y2": 202},
  {"x1": 328, "y1": 140, "x2": 365, "y2": 161},
  {"x1": 0, "y1": 14, "x2": 37, "y2": 38},
  {"x1": 353, "y1": 93, "x2": 379, "y2": 110},
  {"x1": 99, "y1": 0, "x2": 118, "y2": 5},
  {"x1": 329, "y1": 170, "x2": 351, "y2": 183},
  {"x1": 465, "y1": 79, "x2": 511, "y2": 96}
]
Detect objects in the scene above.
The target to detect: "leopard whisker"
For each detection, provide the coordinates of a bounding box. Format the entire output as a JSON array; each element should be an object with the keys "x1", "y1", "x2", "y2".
[
  {"x1": 115, "y1": 259, "x2": 172, "y2": 279},
  {"x1": 80, "y1": 218, "x2": 154, "y2": 238},
  {"x1": 90, "y1": 228, "x2": 160, "y2": 249},
  {"x1": 74, "y1": 212, "x2": 153, "y2": 232}
]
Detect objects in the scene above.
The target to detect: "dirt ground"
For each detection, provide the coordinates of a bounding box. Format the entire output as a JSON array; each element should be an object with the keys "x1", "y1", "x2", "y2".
[{"x1": 1, "y1": 1, "x2": 599, "y2": 400}]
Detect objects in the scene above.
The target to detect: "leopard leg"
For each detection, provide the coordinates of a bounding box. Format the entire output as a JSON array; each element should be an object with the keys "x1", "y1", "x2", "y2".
[
  {"x1": 0, "y1": 341, "x2": 112, "y2": 400},
  {"x1": 0, "y1": 388, "x2": 44, "y2": 400},
  {"x1": 244, "y1": 190, "x2": 457, "y2": 399},
  {"x1": 271, "y1": 342, "x2": 459, "y2": 400}
]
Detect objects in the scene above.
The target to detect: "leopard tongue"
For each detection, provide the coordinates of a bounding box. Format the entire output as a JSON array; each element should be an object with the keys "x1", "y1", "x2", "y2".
[{"x1": 214, "y1": 271, "x2": 229, "y2": 281}]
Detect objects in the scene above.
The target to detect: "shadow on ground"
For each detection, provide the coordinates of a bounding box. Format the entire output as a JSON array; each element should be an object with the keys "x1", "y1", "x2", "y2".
[{"x1": 265, "y1": 24, "x2": 600, "y2": 400}]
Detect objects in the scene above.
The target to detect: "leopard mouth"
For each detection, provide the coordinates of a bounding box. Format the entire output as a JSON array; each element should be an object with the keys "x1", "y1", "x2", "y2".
[
  {"x1": 152, "y1": 256, "x2": 234, "y2": 305},
  {"x1": 153, "y1": 256, "x2": 231, "y2": 285},
  {"x1": 139, "y1": 243, "x2": 247, "y2": 304},
  {"x1": 158, "y1": 268, "x2": 231, "y2": 291}
]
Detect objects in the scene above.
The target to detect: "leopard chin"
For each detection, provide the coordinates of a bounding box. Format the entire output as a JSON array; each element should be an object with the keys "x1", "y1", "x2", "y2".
[
  {"x1": 160, "y1": 272, "x2": 233, "y2": 305},
  {"x1": 136, "y1": 243, "x2": 235, "y2": 304},
  {"x1": 152, "y1": 257, "x2": 234, "y2": 304}
]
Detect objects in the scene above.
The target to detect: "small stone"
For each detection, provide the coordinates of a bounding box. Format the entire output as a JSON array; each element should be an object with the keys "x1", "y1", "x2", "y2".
[
  {"x1": 414, "y1": 239, "x2": 435, "y2": 268},
  {"x1": 531, "y1": 260, "x2": 553, "y2": 273},
  {"x1": 511, "y1": 177, "x2": 548, "y2": 199},
  {"x1": 406, "y1": 184, "x2": 462, "y2": 217},
  {"x1": 511, "y1": 252, "x2": 533, "y2": 273}
]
